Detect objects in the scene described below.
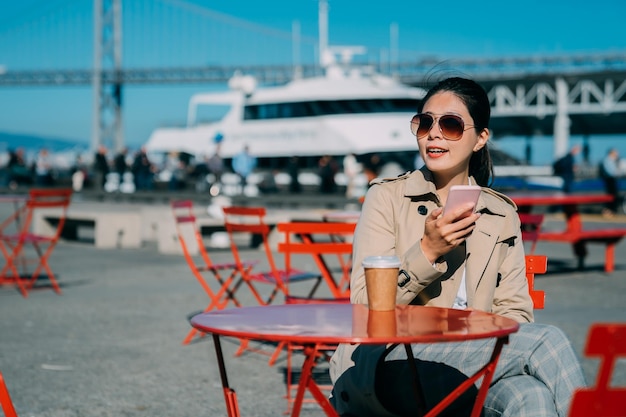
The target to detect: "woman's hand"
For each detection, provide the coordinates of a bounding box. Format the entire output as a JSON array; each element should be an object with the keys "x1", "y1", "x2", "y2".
[{"x1": 420, "y1": 203, "x2": 481, "y2": 264}]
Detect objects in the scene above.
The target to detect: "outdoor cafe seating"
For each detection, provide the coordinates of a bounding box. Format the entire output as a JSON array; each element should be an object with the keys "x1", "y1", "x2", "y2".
[
  {"x1": 0, "y1": 188, "x2": 73, "y2": 298},
  {"x1": 274, "y1": 220, "x2": 356, "y2": 411},
  {"x1": 170, "y1": 200, "x2": 259, "y2": 345},
  {"x1": 222, "y1": 206, "x2": 324, "y2": 360},
  {"x1": 221, "y1": 206, "x2": 323, "y2": 306}
]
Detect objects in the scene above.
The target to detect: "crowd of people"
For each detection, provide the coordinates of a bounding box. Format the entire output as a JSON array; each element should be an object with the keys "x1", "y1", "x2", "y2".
[{"x1": 2, "y1": 139, "x2": 623, "y2": 203}]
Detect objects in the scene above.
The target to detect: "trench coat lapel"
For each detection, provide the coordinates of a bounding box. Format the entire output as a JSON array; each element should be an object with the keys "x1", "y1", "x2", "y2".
[{"x1": 465, "y1": 196, "x2": 506, "y2": 295}]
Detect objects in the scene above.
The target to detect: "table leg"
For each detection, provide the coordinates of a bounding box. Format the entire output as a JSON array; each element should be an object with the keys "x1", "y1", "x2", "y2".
[
  {"x1": 563, "y1": 205, "x2": 582, "y2": 233},
  {"x1": 605, "y1": 242, "x2": 616, "y2": 273},
  {"x1": 420, "y1": 336, "x2": 509, "y2": 417},
  {"x1": 470, "y1": 336, "x2": 508, "y2": 417},
  {"x1": 212, "y1": 334, "x2": 241, "y2": 417},
  {"x1": 291, "y1": 344, "x2": 338, "y2": 417}
]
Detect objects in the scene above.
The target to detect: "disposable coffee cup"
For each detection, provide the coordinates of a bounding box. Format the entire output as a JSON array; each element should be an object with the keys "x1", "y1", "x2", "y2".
[
  {"x1": 367, "y1": 310, "x2": 397, "y2": 338},
  {"x1": 363, "y1": 255, "x2": 401, "y2": 311}
]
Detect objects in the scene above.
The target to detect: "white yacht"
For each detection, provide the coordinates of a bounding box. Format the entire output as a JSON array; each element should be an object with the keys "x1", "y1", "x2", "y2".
[
  {"x1": 143, "y1": 0, "x2": 429, "y2": 195},
  {"x1": 144, "y1": 59, "x2": 427, "y2": 173}
]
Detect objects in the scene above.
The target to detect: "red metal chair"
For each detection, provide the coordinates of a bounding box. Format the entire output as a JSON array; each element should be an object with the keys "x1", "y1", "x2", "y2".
[
  {"x1": 569, "y1": 323, "x2": 626, "y2": 417},
  {"x1": 519, "y1": 213, "x2": 545, "y2": 254},
  {"x1": 524, "y1": 254, "x2": 547, "y2": 310},
  {"x1": 281, "y1": 295, "x2": 350, "y2": 414},
  {"x1": 0, "y1": 188, "x2": 72, "y2": 297},
  {"x1": 0, "y1": 370, "x2": 18, "y2": 417},
  {"x1": 222, "y1": 206, "x2": 322, "y2": 306},
  {"x1": 222, "y1": 206, "x2": 323, "y2": 361},
  {"x1": 275, "y1": 220, "x2": 356, "y2": 413},
  {"x1": 171, "y1": 200, "x2": 258, "y2": 345},
  {"x1": 277, "y1": 221, "x2": 356, "y2": 299}
]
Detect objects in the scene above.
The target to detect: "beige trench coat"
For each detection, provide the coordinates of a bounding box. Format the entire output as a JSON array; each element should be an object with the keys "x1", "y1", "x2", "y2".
[{"x1": 329, "y1": 169, "x2": 533, "y2": 417}]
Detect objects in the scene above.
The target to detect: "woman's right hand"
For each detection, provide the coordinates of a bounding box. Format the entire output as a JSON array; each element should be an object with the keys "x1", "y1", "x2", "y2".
[{"x1": 420, "y1": 203, "x2": 480, "y2": 264}]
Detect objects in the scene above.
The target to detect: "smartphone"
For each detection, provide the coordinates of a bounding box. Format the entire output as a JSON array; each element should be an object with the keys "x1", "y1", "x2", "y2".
[{"x1": 443, "y1": 185, "x2": 481, "y2": 216}]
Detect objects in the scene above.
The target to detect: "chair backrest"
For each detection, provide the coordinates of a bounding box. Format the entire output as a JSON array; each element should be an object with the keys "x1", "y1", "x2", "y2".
[
  {"x1": 170, "y1": 200, "x2": 214, "y2": 268},
  {"x1": 568, "y1": 323, "x2": 626, "y2": 417},
  {"x1": 222, "y1": 205, "x2": 281, "y2": 283},
  {"x1": 277, "y1": 221, "x2": 356, "y2": 298},
  {"x1": 519, "y1": 213, "x2": 544, "y2": 254},
  {"x1": 524, "y1": 254, "x2": 547, "y2": 309},
  {"x1": 0, "y1": 370, "x2": 18, "y2": 417},
  {"x1": 25, "y1": 188, "x2": 73, "y2": 238}
]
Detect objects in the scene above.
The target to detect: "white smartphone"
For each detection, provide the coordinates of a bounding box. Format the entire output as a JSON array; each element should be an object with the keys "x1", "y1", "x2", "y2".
[{"x1": 443, "y1": 185, "x2": 481, "y2": 216}]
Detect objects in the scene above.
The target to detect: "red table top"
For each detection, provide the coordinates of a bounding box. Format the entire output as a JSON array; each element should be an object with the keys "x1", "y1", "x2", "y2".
[
  {"x1": 508, "y1": 192, "x2": 612, "y2": 207},
  {"x1": 190, "y1": 304, "x2": 519, "y2": 345}
]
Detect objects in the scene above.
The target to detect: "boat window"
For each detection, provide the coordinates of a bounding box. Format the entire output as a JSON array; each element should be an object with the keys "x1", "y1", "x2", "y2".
[
  {"x1": 243, "y1": 98, "x2": 418, "y2": 120},
  {"x1": 195, "y1": 104, "x2": 231, "y2": 125}
]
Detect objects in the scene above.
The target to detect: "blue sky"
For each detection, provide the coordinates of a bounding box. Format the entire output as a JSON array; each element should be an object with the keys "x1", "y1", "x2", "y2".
[{"x1": 1, "y1": 0, "x2": 625, "y2": 162}]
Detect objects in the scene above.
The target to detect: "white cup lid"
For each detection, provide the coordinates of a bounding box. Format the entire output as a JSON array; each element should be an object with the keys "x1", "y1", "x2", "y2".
[{"x1": 362, "y1": 255, "x2": 401, "y2": 269}]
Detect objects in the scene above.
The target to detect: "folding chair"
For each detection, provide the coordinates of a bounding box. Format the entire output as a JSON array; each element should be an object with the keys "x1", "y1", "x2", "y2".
[
  {"x1": 222, "y1": 206, "x2": 322, "y2": 306},
  {"x1": 569, "y1": 323, "x2": 626, "y2": 417},
  {"x1": 275, "y1": 221, "x2": 356, "y2": 411},
  {"x1": 524, "y1": 254, "x2": 547, "y2": 310},
  {"x1": 0, "y1": 370, "x2": 18, "y2": 417},
  {"x1": 0, "y1": 188, "x2": 72, "y2": 298},
  {"x1": 277, "y1": 221, "x2": 356, "y2": 299},
  {"x1": 171, "y1": 200, "x2": 258, "y2": 345},
  {"x1": 222, "y1": 207, "x2": 324, "y2": 362},
  {"x1": 519, "y1": 213, "x2": 544, "y2": 254},
  {"x1": 281, "y1": 295, "x2": 350, "y2": 414}
]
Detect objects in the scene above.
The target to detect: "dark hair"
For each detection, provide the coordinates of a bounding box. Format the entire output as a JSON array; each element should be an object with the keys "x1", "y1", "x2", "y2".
[{"x1": 418, "y1": 77, "x2": 493, "y2": 186}]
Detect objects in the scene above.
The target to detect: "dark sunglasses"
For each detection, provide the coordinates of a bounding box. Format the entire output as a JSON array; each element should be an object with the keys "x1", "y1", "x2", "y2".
[{"x1": 410, "y1": 113, "x2": 475, "y2": 141}]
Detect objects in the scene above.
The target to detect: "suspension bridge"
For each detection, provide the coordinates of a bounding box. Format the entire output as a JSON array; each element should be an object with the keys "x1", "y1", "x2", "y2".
[{"x1": 1, "y1": 0, "x2": 626, "y2": 164}]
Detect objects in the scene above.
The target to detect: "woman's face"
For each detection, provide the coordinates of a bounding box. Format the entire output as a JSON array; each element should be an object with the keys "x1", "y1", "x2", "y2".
[{"x1": 417, "y1": 91, "x2": 489, "y2": 182}]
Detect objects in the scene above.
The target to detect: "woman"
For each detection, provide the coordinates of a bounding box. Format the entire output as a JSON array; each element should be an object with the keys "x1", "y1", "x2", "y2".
[{"x1": 329, "y1": 77, "x2": 585, "y2": 417}]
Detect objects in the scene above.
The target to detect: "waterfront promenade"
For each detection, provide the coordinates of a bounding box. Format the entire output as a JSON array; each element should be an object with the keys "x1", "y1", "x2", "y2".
[{"x1": 1, "y1": 200, "x2": 626, "y2": 417}]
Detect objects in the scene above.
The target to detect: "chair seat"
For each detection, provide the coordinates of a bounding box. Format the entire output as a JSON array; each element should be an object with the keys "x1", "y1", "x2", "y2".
[
  {"x1": 0, "y1": 233, "x2": 55, "y2": 243},
  {"x1": 222, "y1": 206, "x2": 325, "y2": 306},
  {"x1": 199, "y1": 259, "x2": 259, "y2": 272},
  {"x1": 171, "y1": 199, "x2": 259, "y2": 346},
  {"x1": 248, "y1": 269, "x2": 320, "y2": 284}
]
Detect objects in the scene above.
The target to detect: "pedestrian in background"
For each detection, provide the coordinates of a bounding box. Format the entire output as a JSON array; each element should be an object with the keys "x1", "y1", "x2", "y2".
[
  {"x1": 318, "y1": 154, "x2": 338, "y2": 194},
  {"x1": 599, "y1": 147, "x2": 620, "y2": 217},
  {"x1": 287, "y1": 156, "x2": 302, "y2": 193},
  {"x1": 6, "y1": 147, "x2": 32, "y2": 189},
  {"x1": 343, "y1": 153, "x2": 362, "y2": 198},
  {"x1": 552, "y1": 144, "x2": 581, "y2": 193},
  {"x1": 207, "y1": 149, "x2": 224, "y2": 186},
  {"x1": 93, "y1": 145, "x2": 110, "y2": 190},
  {"x1": 132, "y1": 146, "x2": 154, "y2": 191},
  {"x1": 34, "y1": 147, "x2": 53, "y2": 186},
  {"x1": 113, "y1": 147, "x2": 129, "y2": 177},
  {"x1": 232, "y1": 144, "x2": 257, "y2": 193}
]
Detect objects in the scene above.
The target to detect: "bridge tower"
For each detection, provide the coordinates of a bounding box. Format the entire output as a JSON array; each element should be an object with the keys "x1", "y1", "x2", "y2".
[{"x1": 91, "y1": 0, "x2": 124, "y2": 153}]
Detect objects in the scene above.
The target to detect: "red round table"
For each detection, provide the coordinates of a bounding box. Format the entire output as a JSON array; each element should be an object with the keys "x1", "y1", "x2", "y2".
[{"x1": 191, "y1": 303, "x2": 519, "y2": 417}]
